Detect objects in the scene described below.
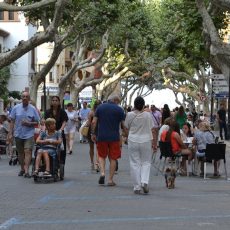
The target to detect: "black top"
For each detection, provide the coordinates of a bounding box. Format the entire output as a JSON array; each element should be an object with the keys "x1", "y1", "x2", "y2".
[
  {"x1": 217, "y1": 109, "x2": 226, "y2": 122},
  {"x1": 191, "y1": 111, "x2": 198, "y2": 122},
  {"x1": 45, "y1": 108, "x2": 68, "y2": 130},
  {"x1": 162, "y1": 109, "x2": 171, "y2": 124}
]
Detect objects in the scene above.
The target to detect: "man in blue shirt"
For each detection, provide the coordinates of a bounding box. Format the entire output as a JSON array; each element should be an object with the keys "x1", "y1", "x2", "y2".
[
  {"x1": 91, "y1": 95, "x2": 125, "y2": 186},
  {"x1": 9, "y1": 91, "x2": 40, "y2": 178}
]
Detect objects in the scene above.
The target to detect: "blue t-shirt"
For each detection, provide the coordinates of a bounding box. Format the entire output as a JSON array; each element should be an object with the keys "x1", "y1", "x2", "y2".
[
  {"x1": 95, "y1": 102, "x2": 125, "y2": 142},
  {"x1": 10, "y1": 103, "x2": 40, "y2": 139}
]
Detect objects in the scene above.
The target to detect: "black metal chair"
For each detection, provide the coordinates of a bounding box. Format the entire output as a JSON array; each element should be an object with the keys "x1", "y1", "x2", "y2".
[
  {"x1": 156, "y1": 141, "x2": 179, "y2": 175},
  {"x1": 204, "y1": 143, "x2": 227, "y2": 179}
]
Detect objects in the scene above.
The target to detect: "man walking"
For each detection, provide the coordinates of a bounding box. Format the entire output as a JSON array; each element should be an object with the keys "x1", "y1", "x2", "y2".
[
  {"x1": 8, "y1": 91, "x2": 40, "y2": 178},
  {"x1": 91, "y1": 95, "x2": 125, "y2": 186},
  {"x1": 217, "y1": 103, "x2": 228, "y2": 140}
]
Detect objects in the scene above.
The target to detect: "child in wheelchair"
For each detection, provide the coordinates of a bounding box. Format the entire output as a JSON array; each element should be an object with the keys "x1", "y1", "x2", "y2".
[{"x1": 33, "y1": 118, "x2": 62, "y2": 177}]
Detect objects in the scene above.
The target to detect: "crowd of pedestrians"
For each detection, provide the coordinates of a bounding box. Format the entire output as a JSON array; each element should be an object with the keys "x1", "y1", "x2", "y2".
[{"x1": 1, "y1": 91, "x2": 228, "y2": 194}]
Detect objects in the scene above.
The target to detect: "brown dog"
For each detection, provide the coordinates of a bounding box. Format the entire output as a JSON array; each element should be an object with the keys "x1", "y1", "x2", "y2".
[{"x1": 164, "y1": 167, "x2": 176, "y2": 189}]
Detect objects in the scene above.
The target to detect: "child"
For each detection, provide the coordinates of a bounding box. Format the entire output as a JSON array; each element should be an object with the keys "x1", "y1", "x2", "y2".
[{"x1": 34, "y1": 118, "x2": 62, "y2": 176}]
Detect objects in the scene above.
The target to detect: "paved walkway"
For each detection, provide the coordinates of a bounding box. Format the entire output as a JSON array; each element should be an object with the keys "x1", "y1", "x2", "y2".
[{"x1": 0, "y1": 134, "x2": 230, "y2": 230}]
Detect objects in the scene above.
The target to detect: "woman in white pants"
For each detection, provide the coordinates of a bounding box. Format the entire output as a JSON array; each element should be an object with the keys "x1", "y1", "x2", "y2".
[{"x1": 124, "y1": 96, "x2": 154, "y2": 194}]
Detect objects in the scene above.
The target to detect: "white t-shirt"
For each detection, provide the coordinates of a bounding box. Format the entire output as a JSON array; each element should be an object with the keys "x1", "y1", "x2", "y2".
[
  {"x1": 64, "y1": 110, "x2": 78, "y2": 134},
  {"x1": 125, "y1": 111, "x2": 154, "y2": 143}
]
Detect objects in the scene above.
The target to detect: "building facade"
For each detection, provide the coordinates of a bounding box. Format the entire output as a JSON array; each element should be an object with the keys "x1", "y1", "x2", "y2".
[{"x1": 0, "y1": 8, "x2": 37, "y2": 93}]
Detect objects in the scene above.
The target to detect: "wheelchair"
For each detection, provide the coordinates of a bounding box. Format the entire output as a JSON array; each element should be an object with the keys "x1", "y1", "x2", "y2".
[{"x1": 32, "y1": 144, "x2": 65, "y2": 183}]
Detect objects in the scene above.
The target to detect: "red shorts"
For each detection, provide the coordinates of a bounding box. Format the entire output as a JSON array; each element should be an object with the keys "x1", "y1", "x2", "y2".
[{"x1": 97, "y1": 141, "x2": 121, "y2": 160}]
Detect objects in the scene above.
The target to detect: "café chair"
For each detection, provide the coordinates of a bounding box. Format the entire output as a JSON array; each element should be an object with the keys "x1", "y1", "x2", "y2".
[{"x1": 204, "y1": 143, "x2": 227, "y2": 180}]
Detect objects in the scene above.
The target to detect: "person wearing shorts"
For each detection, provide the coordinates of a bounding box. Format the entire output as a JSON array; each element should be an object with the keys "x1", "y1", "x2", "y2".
[
  {"x1": 34, "y1": 118, "x2": 62, "y2": 176},
  {"x1": 91, "y1": 95, "x2": 125, "y2": 186},
  {"x1": 9, "y1": 91, "x2": 40, "y2": 178}
]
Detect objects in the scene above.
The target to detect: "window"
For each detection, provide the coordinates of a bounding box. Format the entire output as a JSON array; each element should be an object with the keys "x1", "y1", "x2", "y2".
[
  {"x1": 8, "y1": 11, "x2": 14, "y2": 20},
  {"x1": 0, "y1": 11, "x2": 4, "y2": 20},
  {"x1": 49, "y1": 72, "x2": 53, "y2": 82}
]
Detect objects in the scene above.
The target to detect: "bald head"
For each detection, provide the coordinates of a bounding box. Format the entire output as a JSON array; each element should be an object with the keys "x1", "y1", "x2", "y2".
[
  {"x1": 108, "y1": 94, "x2": 121, "y2": 104},
  {"x1": 21, "y1": 91, "x2": 30, "y2": 106}
]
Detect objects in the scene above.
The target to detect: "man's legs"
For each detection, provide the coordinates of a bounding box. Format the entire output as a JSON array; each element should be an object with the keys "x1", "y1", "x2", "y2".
[
  {"x1": 23, "y1": 137, "x2": 34, "y2": 176},
  {"x1": 108, "y1": 159, "x2": 117, "y2": 184},
  {"x1": 15, "y1": 138, "x2": 25, "y2": 174},
  {"x1": 108, "y1": 141, "x2": 121, "y2": 185},
  {"x1": 98, "y1": 156, "x2": 106, "y2": 176},
  {"x1": 24, "y1": 148, "x2": 32, "y2": 174}
]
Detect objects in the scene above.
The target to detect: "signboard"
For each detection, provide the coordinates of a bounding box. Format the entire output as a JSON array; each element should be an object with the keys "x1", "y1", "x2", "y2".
[
  {"x1": 213, "y1": 87, "x2": 229, "y2": 93},
  {"x1": 212, "y1": 80, "x2": 228, "y2": 86},
  {"x1": 211, "y1": 74, "x2": 226, "y2": 80},
  {"x1": 211, "y1": 74, "x2": 229, "y2": 97},
  {"x1": 215, "y1": 92, "x2": 229, "y2": 98}
]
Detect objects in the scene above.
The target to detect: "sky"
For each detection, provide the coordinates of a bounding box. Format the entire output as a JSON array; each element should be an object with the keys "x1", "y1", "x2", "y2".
[{"x1": 134, "y1": 88, "x2": 181, "y2": 110}]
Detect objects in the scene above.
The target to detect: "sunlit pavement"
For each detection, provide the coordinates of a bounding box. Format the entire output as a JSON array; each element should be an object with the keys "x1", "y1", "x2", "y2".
[{"x1": 0, "y1": 133, "x2": 230, "y2": 230}]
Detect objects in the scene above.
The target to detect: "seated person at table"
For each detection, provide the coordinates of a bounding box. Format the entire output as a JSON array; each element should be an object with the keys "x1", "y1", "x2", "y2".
[
  {"x1": 181, "y1": 122, "x2": 194, "y2": 147},
  {"x1": 160, "y1": 120, "x2": 193, "y2": 174},
  {"x1": 34, "y1": 118, "x2": 62, "y2": 176},
  {"x1": 193, "y1": 121, "x2": 217, "y2": 176},
  {"x1": 158, "y1": 117, "x2": 174, "y2": 141}
]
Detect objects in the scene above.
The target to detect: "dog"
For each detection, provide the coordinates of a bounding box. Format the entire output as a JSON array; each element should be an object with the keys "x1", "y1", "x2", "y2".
[{"x1": 164, "y1": 167, "x2": 176, "y2": 189}]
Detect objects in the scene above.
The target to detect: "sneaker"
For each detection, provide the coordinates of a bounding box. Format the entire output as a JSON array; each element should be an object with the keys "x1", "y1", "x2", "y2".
[
  {"x1": 142, "y1": 183, "x2": 149, "y2": 194},
  {"x1": 18, "y1": 170, "x2": 25, "y2": 176},
  {"x1": 24, "y1": 173, "x2": 31, "y2": 178}
]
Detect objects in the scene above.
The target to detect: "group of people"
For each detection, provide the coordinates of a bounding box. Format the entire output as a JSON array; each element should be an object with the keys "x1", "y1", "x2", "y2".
[{"x1": 1, "y1": 91, "x2": 227, "y2": 194}]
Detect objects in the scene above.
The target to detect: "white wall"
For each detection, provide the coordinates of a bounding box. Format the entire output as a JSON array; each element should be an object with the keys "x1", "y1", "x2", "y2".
[{"x1": 0, "y1": 13, "x2": 37, "y2": 92}]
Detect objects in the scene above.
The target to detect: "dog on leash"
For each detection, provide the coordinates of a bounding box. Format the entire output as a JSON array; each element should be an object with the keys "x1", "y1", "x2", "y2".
[{"x1": 164, "y1": 167, "x2": 176, "y2": 189}]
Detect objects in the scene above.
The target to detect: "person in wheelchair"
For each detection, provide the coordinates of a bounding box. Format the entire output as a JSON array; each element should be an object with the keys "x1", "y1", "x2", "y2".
[{"x1": 34, "y1": 118, "x2": 62, "y2": 176}]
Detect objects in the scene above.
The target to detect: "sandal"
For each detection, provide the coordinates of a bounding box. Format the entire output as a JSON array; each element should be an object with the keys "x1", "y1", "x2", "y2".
[
  {"x1": 43, "y1": 171, "x2": 51, "y2": 176},
  {"x1": 33, "y1": 170, "x2": 38, "y2": 176},
  {"x1": 107, "y1": 181, "x2": 116, "y2": 186}
]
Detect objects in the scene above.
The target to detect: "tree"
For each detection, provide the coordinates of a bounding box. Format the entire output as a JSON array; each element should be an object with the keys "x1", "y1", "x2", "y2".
[
  {"x1": 0, "y1": 66, "x2": 10, "y2": 99},
  {"x1": 0, "y1": 0, "x2": 69, "y2": 68}
]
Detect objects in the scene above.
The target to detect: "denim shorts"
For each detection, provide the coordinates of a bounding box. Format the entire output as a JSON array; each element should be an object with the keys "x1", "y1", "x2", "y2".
[{"x1": 37, "y1": 147, "x2": 57, "y2": 158}]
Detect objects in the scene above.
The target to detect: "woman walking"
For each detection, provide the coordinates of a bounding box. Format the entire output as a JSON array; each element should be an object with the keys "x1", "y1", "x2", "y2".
[
  {"x1": 64, "y1": 103, "x2": 78, "y2": 155},
  {"x1": 87, "y1": 100, "x2": 101, "y2": 171},
  {"x1": 175, "y1": 105, "x2": 187, "y2": 129},
  {"x1": 124, "y1": 96, "x2": 154, "y2": 194},
  {"x1": 44, "y1": 96, "x2": 68, "y2": 180}
]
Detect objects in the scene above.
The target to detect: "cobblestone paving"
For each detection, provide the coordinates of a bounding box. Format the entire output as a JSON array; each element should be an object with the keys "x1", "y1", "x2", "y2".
[{"x1": 0, "y1": 135, "x2": 230, "y2": 230}]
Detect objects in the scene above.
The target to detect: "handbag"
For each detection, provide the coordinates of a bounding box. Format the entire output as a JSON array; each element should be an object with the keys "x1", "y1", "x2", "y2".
[
  {"x1": 81, "y1": 126, "x2": 89, "y2": 137},
  {"x1": 80, "y1": 120, "x2": 89, "y2": 137}
]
